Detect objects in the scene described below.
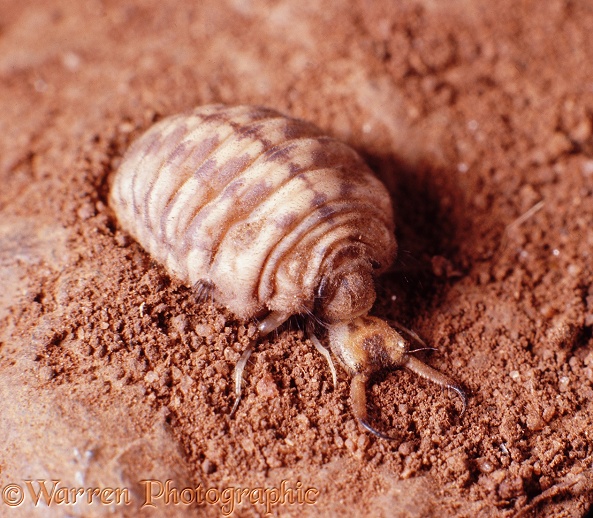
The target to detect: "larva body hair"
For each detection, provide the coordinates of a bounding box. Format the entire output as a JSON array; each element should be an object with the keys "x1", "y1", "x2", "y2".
[
  {"x1": 110, "y1": 104, "x2": 466, "y2": 439},
  {"x1": 110, "y1": 104, "x2": 396, "y2": 321}
]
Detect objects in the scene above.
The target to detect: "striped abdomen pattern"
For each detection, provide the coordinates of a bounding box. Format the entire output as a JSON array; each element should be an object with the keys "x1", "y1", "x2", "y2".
[{"x1": 109, "y1": 105, "x2": 396, "y2": 319}]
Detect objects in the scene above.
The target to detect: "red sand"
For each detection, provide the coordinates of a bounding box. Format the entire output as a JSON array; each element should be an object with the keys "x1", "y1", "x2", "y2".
[{"x1": 1, "y1": 1, "x2": 592, "y2": 516}]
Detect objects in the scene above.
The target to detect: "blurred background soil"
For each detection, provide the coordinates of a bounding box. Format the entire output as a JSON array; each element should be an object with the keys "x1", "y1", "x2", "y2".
[{"x1": 1, "y1": 0, "x2": 593, "y2": 516}]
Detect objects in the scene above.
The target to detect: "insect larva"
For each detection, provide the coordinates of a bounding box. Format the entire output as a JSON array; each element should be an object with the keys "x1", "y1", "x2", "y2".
[{"x1": 109, "y1": 104, "x2": 466, "y2": 439}]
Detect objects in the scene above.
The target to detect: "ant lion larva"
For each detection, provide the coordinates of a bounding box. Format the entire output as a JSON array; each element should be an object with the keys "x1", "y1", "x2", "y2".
[{"x1": 109, "y1": 104, "x2": 466, "y2": 439}]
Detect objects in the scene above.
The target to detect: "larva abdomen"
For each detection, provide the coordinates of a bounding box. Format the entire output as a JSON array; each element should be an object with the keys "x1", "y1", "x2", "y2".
[{"x1": 110, "y1": 104, "x2": 396, "y2": 320}]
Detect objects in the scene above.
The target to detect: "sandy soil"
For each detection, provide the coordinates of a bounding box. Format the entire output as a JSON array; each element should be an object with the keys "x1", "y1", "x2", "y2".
[{"x1": 1, "y1": 0, "x2": 593, "y2": 516}]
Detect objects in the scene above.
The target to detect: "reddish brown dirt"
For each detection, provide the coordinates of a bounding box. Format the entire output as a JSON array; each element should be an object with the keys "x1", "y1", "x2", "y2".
[{"x1": 1, "y1": 1, "x2": 593, "y2": 516}]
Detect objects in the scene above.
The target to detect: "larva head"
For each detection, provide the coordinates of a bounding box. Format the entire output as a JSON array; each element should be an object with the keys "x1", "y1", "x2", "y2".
[
  {"x1": 328, "y1": 316, "x2": 407, "y2": 374},
  {"x1": 327, "y1": 316, "x2": 467, "y2": 440}
]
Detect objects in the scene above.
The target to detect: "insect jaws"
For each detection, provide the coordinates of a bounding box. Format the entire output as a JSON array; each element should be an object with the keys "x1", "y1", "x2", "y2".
[{"x1": 328, "y1": 316, "x2": 466, "y2": 439}]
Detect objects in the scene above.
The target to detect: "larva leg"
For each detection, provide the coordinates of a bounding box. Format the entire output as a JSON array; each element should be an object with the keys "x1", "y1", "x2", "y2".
[
  {"x1": 404, "y1": 356, "x2": 467, "y2": 415},
  {"x1": 230, "y1": 344, "x2": 253, "y2": 416},
  {"x1": 351, "y1": 374, "x2": 396, "y2": 440},
  {"x1": 309, "y1": 334, "x2": 337, "y2": 388},
  {"x1": 229, "y1": 311, "x2": 291, "y2": 416},
  {"x1": 193, "y1": 280, "x2": 214, "y2": 303}
]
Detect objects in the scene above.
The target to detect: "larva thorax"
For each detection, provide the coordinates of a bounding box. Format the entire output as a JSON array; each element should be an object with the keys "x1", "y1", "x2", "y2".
[{"x1": 110, "y1": 104, "x2": 465, "y2": 439}]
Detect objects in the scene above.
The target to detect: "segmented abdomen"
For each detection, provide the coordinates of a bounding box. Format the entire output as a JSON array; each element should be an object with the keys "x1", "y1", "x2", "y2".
[{"x1": 109, "y1": 105, "x2": 396, "y2": 318}]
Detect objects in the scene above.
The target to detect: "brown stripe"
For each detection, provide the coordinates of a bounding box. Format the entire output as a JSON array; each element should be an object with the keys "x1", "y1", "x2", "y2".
[
  {"x1": 142, "y1": 122, "x2": 191, "y2": 233},
  {"x1": 159, "y1": 113, "x2": 288, "y2": 244},
  {"x1": 157, "y1": 134, "x2": 221, "y2": 241}
]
